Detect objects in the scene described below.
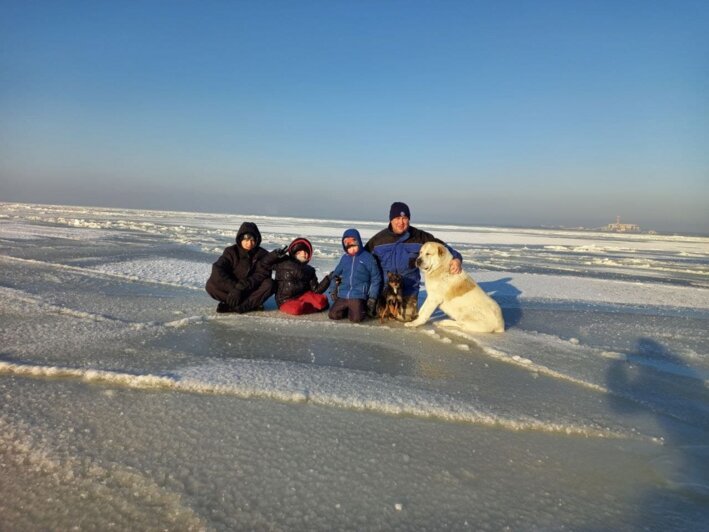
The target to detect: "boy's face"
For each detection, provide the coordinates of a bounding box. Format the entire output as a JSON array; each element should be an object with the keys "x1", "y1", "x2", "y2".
[
  {"x1": 343, "y1": 237, "x2": 359, "y2": 256},
  {"x1": 295, "y1": 249, "x2": 309, "y2": 262},
  {"x1": 240, "y1": 234, "x2": 256, "y2": 251}
]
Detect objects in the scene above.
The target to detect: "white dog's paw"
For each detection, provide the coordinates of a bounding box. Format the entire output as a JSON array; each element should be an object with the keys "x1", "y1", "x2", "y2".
[{"x1": 405, "y1": 320, "x2": 423, "y2": 328}]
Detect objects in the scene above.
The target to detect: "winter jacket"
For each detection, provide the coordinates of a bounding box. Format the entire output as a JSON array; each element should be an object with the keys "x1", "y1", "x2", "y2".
[
  {"x1": 331, "y1": 229, "x2": 382, "y2": 301},
  {"x1": 265, "y1": 237, "x2": 328, "y2": 307},
  {"x1": 271, "y1": 258, "x2": 321, "y2": 307},
  {"x1": 365, "y1": 225, "x2": 462, "y2": 297},
  {"x1": 206, "y1": 222, "x2": 271, "y2": 295}
]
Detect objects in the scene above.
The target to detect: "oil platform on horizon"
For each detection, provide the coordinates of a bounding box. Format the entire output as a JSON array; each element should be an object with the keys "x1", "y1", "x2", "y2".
[{"x1": 604, "y1": 215, "x2": 641, "y2": 232}]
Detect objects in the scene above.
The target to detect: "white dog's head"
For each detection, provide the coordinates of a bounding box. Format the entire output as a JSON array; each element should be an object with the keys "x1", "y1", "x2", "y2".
[{"x1": 416, "y1": 242, "x2": 452, "y2": 274}]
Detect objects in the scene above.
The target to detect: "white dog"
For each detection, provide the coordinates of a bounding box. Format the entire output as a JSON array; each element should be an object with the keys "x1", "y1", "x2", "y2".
[{"x1": 405, "y1": 242, "x2": 504, "y2": 333}]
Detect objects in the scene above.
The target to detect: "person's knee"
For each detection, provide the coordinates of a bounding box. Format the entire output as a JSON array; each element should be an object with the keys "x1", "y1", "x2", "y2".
[
  {"x1": 328, "y1": 309, "x2": 344, "y2": 320},
  {"x1": 349, "y1": 305, "x2": 366, "y2": 323},
  {"x1": 205, "y1": 280, "x2": 224, "y2": 302}
]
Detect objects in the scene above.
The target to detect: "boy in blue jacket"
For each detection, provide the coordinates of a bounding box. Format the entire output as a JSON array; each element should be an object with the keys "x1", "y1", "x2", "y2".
[{"x1": 326, "y1": 228, "x2": 382, "y2": 323}]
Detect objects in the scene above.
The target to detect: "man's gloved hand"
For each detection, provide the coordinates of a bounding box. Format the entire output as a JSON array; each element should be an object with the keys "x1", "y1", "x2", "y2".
[
  {"x1": 226, "y1": 289, "x2": 242, "y2": 308},
  {"x1": 366, "y1": 298, "x2": 378, "y2": 318},
  {"x1": 274, "y1": 245, "x2": 288, "y2": 257}
]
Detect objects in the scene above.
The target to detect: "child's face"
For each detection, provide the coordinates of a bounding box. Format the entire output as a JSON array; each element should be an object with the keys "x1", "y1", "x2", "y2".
[
  {"x1": 343, "y1": 237, "x2": 359, "y2": 255},
  {"x1": 295, "y1": 250, "x2": 309, "y2": 262},
  {"x1": 240, "y1": 235, "x2": 256, "y2": 251}
]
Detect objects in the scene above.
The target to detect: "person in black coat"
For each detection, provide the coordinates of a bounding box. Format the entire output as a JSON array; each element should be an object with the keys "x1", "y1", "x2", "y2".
[
  {"x1": 265, "y1": 237, "x2": 330, "y2": 315},
  {"x1": 205, "y1": 222, "x2": 274, "y2": 313}
]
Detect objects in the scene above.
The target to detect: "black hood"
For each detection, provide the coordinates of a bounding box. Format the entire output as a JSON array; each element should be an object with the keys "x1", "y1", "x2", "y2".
[{"x1": 235, "y1": 222, "x2": 262, "y2": 248}]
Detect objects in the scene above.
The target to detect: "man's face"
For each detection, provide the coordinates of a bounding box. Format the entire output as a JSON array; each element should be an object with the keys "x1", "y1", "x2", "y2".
[{"x1": 390, "y1": 215, "x2": 410, "y2": 235}]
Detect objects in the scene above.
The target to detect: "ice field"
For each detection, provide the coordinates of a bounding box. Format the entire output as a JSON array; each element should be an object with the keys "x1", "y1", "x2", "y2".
[{"x1": 1, "y1": 202, "x2": 708, "y2": 530}]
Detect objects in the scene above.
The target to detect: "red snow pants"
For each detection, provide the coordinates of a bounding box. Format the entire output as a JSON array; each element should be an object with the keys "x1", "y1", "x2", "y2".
[{"x1": 279, "y1": 291, "x2": 329, "y2": 315}]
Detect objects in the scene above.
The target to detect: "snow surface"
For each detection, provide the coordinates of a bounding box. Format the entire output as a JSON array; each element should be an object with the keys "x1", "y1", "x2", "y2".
[{"x1": 1, "y1": 202, "x2": 708, "y2": 530}]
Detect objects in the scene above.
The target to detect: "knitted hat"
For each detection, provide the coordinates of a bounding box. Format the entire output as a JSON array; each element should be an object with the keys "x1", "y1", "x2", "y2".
[
  {"x1": 288, "y1": 237, "x2": 313, "y2": 261},
  {"x1": 389, "y1": 202, "x2": 411, "y2": 220}
]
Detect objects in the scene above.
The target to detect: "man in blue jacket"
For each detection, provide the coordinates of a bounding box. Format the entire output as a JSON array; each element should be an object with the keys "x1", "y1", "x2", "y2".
[{"x1": 365, "y1": 202, "x2": 462, "y2": 321}]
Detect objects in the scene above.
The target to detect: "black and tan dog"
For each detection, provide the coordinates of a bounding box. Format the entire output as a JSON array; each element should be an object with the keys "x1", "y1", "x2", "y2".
[{"x1": 378, "y1": 272, "x2": 405, "y2": 323}]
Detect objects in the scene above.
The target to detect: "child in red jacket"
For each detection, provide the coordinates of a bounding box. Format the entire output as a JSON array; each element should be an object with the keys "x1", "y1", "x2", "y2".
[{"x1": 267, "y1": 237, "x2": 329, "y2": 315}]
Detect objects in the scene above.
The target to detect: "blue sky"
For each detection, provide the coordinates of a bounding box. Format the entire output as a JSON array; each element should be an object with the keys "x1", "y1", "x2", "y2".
[{"x1": 1, "y1": 1, "x2": 707, "y2": 233}]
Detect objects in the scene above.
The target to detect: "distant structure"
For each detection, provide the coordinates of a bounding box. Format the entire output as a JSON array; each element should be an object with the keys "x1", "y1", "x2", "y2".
[{"x1": 604, "y1": 215, "x2": 640, "y2": 233}]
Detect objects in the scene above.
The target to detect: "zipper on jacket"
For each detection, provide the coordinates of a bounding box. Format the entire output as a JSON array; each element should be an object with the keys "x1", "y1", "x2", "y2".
[
  {"x1": 346, "y1": 254, "x2": 356, "y2": 299},
  {"x1": 359, "y1": 258, "x2": 369, "y2": 298}
]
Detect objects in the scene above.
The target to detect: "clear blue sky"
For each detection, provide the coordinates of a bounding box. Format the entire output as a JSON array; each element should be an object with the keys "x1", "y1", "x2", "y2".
[{"x1": 1, "y1": 1, "x2": 707, "y2": 233}]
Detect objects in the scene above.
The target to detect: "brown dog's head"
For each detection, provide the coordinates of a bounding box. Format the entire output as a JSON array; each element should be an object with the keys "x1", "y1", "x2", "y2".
[{"x1": 386, "y1": 271, "x2": 402, "y2": 289}]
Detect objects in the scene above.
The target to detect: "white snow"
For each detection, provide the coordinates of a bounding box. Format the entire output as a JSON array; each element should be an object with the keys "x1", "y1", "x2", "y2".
[{"x1": 1, "y1": 202, "x2": 708, "y2": 530}]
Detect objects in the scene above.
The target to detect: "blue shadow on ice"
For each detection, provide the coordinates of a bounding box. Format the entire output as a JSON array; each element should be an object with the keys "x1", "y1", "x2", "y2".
[
  {"x1": 606, "y1": 337, "x2": 709, "y2": 529},
  {"x1": 478, "y1": 277, "x2": 523, "y2": 329}
]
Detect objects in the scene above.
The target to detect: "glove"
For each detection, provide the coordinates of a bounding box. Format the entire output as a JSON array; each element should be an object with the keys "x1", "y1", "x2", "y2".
[
  {"x1": 366, "y1": 298, "x2": 377, "y2": 318},
  {"x1": 315, "y1": 274, "x2": 331, "y2": 294},
  {"x1": 226, "y1": 288, "x2": 242, "y2": 308},
  {"x1": 265, "y1": 246, "x2": 288, "y2": 266},
  {"x1": 331, "y1": 276, "x2": 342, "y2": 301}
]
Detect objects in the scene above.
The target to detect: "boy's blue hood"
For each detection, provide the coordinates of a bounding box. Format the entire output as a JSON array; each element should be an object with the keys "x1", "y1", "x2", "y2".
[{"x1": 341, "y1": 228, "x2": 364, "y2": 254}]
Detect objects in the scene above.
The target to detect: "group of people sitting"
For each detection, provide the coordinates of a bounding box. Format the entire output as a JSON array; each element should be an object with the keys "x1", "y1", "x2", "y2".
[{"x1": 205, "y1": 201, "x2": 462, "y2": 323}]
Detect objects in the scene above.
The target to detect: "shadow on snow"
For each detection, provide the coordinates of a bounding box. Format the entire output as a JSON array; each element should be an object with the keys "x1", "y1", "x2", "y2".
[{"x1": 606, "y1": 337, "x2": 709, "y2": 530}]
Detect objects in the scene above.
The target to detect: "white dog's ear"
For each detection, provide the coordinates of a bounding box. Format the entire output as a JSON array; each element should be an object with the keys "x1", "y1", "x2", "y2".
[{"x1": 438, "y1": 245, "x2": 444, "y2": 256}]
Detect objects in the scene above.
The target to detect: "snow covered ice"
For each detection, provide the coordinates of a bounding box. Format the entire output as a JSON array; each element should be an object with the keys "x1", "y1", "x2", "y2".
[{"x1": 1, "y1": 202, "x2": 708, "y2": 530}]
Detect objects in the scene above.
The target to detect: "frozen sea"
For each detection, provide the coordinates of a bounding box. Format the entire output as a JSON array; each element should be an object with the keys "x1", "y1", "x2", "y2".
[{"x1": 1, "y1": 202, "x2": 708, "y2": 531}]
